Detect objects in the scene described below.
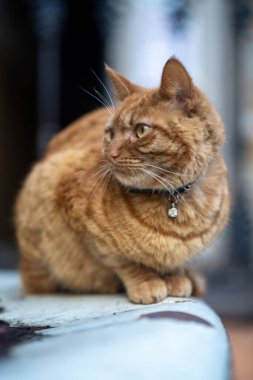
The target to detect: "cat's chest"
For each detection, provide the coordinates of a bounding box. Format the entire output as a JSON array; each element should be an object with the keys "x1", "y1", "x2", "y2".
[
  {"x1": 92, "y1": 193, "x2": 199, "y2": 248},
  {"x1": 85, "y1": 189, "x2": 223, "y2": 271},
  {"x1": 112, "y1": 192, "x2": 174, "y2": 233}
]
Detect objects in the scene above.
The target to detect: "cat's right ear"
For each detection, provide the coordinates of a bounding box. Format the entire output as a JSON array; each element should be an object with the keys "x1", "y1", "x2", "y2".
[
  {"x1": 159, "y1": 57, "x2": 195, "y2": 111},
  {"x1": 105, "y1": 64, "x2": 144, "y2": 101}
]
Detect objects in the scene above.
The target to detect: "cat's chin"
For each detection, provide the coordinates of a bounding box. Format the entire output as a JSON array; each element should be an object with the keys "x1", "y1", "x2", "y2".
[
  {"x1": 112, "y1": 171, "x2": 139, "y2": 188},
  {"x1": 112, "y1": 170, "x2": 156, "y2": 190}
]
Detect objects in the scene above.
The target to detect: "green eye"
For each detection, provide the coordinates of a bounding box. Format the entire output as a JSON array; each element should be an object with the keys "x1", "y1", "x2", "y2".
[{"x1": 135, "y1": 123, "x2": 152, "y2": 138}]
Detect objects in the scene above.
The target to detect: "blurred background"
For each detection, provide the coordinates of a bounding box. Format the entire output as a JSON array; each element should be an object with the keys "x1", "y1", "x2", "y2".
[{"x1": 0, "y1": 0, "x2": 252, "y2": 378}]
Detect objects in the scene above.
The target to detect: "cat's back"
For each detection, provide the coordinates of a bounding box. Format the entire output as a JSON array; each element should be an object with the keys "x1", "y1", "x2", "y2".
[
  {"x1": 15, "y1": 107, "x2": 108, "y2": 231},
  {"x1": 45, "y1": 107, "x2": 108, "y2": 157}
]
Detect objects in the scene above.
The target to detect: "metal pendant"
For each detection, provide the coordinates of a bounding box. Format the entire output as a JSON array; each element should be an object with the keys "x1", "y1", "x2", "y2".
[{"x1": 168, "y1": 203, "x2": 178, "y2": 218}]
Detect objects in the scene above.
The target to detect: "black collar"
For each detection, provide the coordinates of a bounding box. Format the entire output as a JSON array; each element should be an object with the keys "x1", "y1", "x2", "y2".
[{"x1": 128, "y1": 182, "x2": 193, "y2": 198}]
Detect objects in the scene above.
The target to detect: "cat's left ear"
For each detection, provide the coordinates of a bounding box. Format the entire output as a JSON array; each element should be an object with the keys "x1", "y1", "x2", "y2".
[
  {"x1": 159, "y1": 57, "x2": 195, "y2": 111},
  {"x1": 105, "y1": 64, "x2": 144, "y2": 101}
]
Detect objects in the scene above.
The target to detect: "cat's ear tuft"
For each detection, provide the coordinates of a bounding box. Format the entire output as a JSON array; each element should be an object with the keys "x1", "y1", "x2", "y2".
[
  {"x1": 105, "y1": 64, "x2": 143, "y2": 101},
  {"x1": 159, "y1": 57, "x2": 195, "y2": 110}
]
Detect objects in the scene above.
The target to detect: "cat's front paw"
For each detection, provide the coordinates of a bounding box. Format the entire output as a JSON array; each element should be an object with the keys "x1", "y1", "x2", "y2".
[
  {"x1": 127, "y1": 279, "x2": 167, "y2": 304},
  {"x1": 164, "y1": 274, "x2": 192, "y2": 297}
]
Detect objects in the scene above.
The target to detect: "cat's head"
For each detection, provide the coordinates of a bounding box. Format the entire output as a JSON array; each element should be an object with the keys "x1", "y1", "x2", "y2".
[{"x1": 102, "y1": 57, "x2": 225, "y2": 190}]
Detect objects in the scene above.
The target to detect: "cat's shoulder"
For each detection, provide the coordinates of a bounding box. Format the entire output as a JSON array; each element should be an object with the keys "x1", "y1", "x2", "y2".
[{"x1": 45, "y1": 108, "x2": 109, "y2": 158}]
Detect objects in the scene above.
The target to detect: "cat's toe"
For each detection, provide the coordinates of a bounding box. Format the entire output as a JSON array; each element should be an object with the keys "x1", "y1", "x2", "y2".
[
  {"x1": 165, "y1": 275, "x2": 192, "y2": 297},
  {"x1": 127, "y1": 278, "x2": 167, "y2": 305}
]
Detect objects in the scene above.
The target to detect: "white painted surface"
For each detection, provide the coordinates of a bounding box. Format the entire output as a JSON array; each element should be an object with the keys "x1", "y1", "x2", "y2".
[
  {"x1": 0, "y1": 271, "x2": 230, "y2": 380},
  {"x1": 0, "y1": 270, "x2": 179, "y2": 327}
]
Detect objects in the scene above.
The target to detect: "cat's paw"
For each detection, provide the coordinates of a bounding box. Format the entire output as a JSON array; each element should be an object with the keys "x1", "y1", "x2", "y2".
[
  {"x1": 164, "y1": 275, "x2": 192, "y2": 297},
  {"x1": 127, "y1": 279, "x2": 167, "y2": 304}
]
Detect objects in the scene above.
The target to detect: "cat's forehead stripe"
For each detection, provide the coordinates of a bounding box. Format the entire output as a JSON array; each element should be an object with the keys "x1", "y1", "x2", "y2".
[
  {"x1": 117, "y1": 105, "x2": 135, "y2": 125},
  {"x1": 114, "y1": 93, "x2": 149, "y2": 126}
]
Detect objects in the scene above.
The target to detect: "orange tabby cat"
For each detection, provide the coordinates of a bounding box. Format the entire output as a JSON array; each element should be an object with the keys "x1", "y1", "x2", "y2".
[{"x1": 15, "y1": 58, "x2": 230, "y2": 304}]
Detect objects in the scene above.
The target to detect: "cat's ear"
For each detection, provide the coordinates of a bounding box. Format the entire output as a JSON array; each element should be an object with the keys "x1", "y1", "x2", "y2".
[
  {"x1": 160, "y1": 57, "x2": 195, "y2": 110},
  {"x1": 105, "y1": 64, "x2": 144, "y2": 101}
]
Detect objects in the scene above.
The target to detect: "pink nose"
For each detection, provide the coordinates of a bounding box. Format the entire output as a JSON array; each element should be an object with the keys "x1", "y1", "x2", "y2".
[{"x1": 107, "y1": 150, "x2": 119, "y2": 163}]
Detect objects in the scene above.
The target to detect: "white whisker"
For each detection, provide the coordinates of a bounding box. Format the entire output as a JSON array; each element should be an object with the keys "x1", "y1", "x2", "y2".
[
  {"x1": 100, "y1": 170, "x2": 111, "y2": 200},
  {"x1": 94, "y1": 88, "x2": 113, "y2": 111},
  {"x1": 79, "y1": 86, "x2": 113, "y2": 116},
  {"x1": 90, "y1": 69, "x2": 115, "y2": 110},
  {"x1": 87, "y1": 168, "x2": 109, "y2": 202},
  {"x1": 145, "y1": 163, "x2": 192, "y2": 178},
  {"x1": 140, "y1": 168, "x2": 178, "y2": 202},
  {"x1": 81, "y1": 164, "x2": 108, "y2": 184},
  {"x1": 147, "y1": 170, "x2": 181, "y2": 200}
]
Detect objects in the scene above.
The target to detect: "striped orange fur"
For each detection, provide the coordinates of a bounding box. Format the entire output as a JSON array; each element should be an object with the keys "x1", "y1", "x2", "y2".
[{"x1": 15, "y1": 58, "x2": 230, "y2": 304}]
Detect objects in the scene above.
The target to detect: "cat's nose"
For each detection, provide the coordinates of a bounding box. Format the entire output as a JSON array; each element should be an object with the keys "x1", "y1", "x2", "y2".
[{"x1": 107, "y1": 150, "x2": 120, "y2": 163}]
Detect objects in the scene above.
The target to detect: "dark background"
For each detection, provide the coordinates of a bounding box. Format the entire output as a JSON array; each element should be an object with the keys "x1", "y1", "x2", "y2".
[{"x1": 0, "y1": 0, "x2": 106, "y2": 267}]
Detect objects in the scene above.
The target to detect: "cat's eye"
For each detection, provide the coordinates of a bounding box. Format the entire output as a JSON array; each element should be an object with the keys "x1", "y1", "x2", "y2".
[
  {"x1": 135, "y1": 123, "x2": 152, "y2": 138},
  {"x1": 106, "y1": 128, "x2": 115, "y2": 140},
  {"x1": 110, "y1": 129, "x2": 115, "y2": 139}
]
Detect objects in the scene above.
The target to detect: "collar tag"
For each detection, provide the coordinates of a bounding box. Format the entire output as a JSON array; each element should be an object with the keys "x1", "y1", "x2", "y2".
[
  {"x1": 168, "y1": 192, "x2": 179, "y2": 219},
  {"x1": 168, "y1": 202, "x2": 178, "y2": 218}
]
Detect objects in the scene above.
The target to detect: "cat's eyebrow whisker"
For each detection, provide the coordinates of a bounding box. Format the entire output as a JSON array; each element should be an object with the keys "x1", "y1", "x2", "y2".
[
  {"x1": 94, "y1": 88, "x2": 114, "y2": 112},
  {"x1": 79, "y1": 86, "x2": 113, "y2": 116},
  {"x1": 94, "y1": 88, "x2": 113, "y2": 111},
  {"x1": 90, "y1": 69, "x2": 115, "y2": 111}
]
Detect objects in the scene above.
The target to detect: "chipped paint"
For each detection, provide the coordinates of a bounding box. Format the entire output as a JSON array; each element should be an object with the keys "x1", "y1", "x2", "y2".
[{"x1": 0, "y1": 320, "x2": 49, "y2": 358}]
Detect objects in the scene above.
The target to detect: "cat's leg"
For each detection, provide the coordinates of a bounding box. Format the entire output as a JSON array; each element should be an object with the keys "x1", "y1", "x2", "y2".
[
  {"x1": 52, "y1": 255, "x2": 122, "y2": 294},
  {"x1": 21, "y1": 251, "x2": 121, "y2": 295},
  {"x1": 164, "y1": 267, "x2": 206, "y2": 297},
  {"x1": 19, "y1": 253, "x2": 59, "y2": 294},
  {"x1": 114, "y1": 263, "x2": 167, "y2": 304},
  {"x1": 164, "y1": 268, "x2": 192, "y2": 297},
  {"x1": 16, "y1": 228, "x2": 59, "y2": 293},
  {"x1": 38, "y1": 226, "x2": 122, "y2": 294},
  {"x1": 20, "y1": 249, "x2": 122, "y2": 295},
  {"x1": 17, "y1": 223, "x2": 122, "y2": 294}
]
